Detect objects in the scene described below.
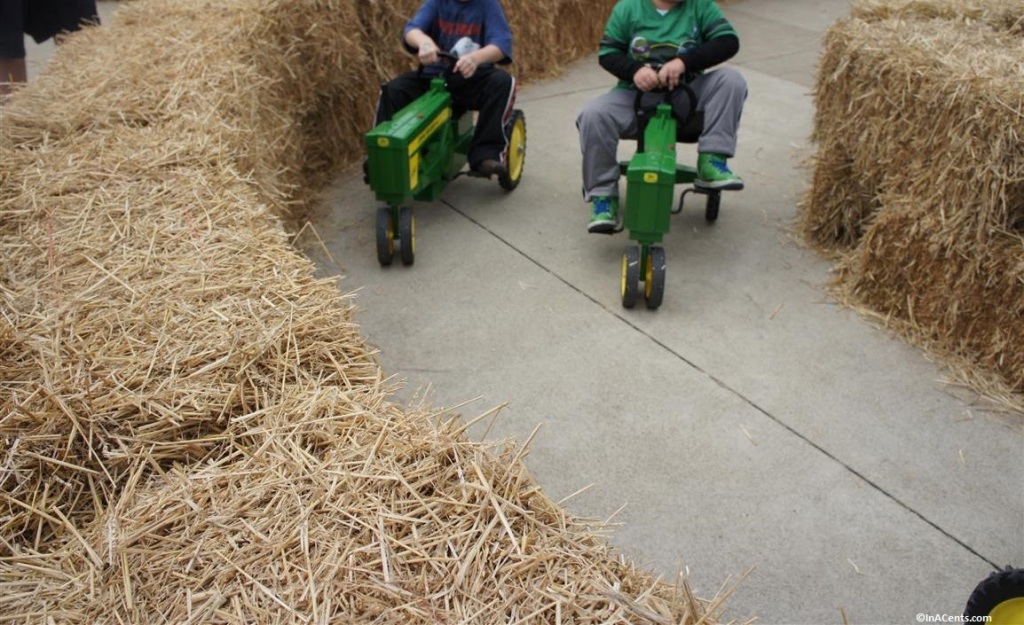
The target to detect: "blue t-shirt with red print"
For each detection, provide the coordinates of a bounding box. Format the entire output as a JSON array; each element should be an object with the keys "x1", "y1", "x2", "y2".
[{"x1": 404, "y1": 0, "x2": 514, "y2": 65}]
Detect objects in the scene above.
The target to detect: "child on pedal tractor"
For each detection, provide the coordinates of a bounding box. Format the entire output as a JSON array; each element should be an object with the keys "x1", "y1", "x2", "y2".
[
  {"x1": 576, "y1": 0, "x2": 747, "y2": 234},
  {"x1": 373, "y1": 0, "x2": 517, "y2": 179}
]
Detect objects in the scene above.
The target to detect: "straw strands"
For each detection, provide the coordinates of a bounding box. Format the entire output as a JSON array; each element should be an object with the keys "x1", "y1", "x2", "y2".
[
  {"x1": 845, "y1": 208, "x2": 1024, "y2": 391},
  {"x1": 1, "y1": 123, "x2": 384, "y2": 548},
  {"x1": 2, "y1": 397, "x2": 719, "y2": 623},
  {"x1": 0, "y1": 0, "x2": 368, "y2": 216},
  {"x1": 2, "y1": 0, "x2": 726, "y2": 621},
  {"x1": 800, "y1": 0, "x2": 1024, "y2": 409},
  {"x1": 850, "y1": 0, "x2": 1024, "y2": 27}
]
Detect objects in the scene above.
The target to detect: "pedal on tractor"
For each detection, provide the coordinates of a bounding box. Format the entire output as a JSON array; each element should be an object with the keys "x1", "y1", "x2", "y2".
[
  {"x1": 364, "y1": 54, "x2": 526, "y2": 266},
  {"x1": 616, "y1": 101, "x2": 724, "y2": 310}
]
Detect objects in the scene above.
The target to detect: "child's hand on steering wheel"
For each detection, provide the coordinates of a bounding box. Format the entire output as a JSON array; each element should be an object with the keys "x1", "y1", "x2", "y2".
[
  {"x1": 657, "y1": 58, "x2": 687, "y2": 90},
  {"x1": 634, "y1": 65, "x2": 660, "y2": 92},
  {"x1": 417, "y1": 40, "x2": 439, "y2": 65},
  {"x1": 454, "y1": 54, "x2": 479, "y2": 78}
]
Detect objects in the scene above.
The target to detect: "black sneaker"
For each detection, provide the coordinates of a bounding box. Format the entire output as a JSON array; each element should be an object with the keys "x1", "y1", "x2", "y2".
[{"x1": 472, "y1": 159, "x2": 507, "y2": 178}]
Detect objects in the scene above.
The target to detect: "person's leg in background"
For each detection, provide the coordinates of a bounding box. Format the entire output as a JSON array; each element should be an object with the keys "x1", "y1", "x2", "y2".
[
  {"x1": 0, "y1": 0, "x2": 27, "y2": 101},
  {"x1": 45, "y1": 0, "x2": 101, "y2": 40},
  {"x1": 3, "y1": 0, "x2": 100, "y2": 102}
]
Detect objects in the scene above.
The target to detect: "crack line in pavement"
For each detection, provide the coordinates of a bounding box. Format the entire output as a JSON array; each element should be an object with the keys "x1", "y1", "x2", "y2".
[{"x1": 442, "y1": 197, "x2": 1002, "y2": 571}]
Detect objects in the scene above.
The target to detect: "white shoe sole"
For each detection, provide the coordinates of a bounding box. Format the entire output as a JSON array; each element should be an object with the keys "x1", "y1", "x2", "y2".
[{"x1": 695, "y1": 179, "x2": 744, "y2": 191}]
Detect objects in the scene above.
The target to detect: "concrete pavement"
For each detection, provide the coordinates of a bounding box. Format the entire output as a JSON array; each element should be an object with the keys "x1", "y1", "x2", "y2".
[
  {"x1": 20, "y1": 1, "x2": 1023, "y2": 623},
  {"x1": 303, "y1": 1, "x2": 1023, "y2": 623}
]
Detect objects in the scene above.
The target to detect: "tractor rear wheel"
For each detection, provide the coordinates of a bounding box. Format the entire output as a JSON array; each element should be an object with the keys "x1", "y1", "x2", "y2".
[
  {"x1": 705, "y1": 191, "x2": 721, "y2": 223},
  {"x1": 621, "y1": 246, "x2": 640, "y2": 309},
  {"x1": 499, "y1": 110, "x2": 526, "y2": 191},
  {"x1": 965, "y1": 568, "x2": 1024, "y2": 625}
]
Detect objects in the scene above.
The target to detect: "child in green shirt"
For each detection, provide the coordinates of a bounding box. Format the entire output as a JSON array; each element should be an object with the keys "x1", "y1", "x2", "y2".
[{"x1": 577, "y1": 0, "x2": 746, "y2": 233}]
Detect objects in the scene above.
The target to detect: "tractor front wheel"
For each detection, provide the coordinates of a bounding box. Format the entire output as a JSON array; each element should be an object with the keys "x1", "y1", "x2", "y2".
[
  {"x1": 621, "y1": 246, "x2": 641, "y2": 309},
  {"x1": 376, "y1": 207, "x2": 394, "y2": 266},
  {"x1": 645, "y1": 246, "x2": 666, "y2": 310}
]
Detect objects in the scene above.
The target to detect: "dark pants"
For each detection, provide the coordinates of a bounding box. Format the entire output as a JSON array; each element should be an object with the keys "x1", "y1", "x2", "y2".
[
  {"x1": 1, "y1": 0, "x2": 100, "y2": 59},
  {"x1": 374, "y1": 66, "x2": 516, "y2": 167}
]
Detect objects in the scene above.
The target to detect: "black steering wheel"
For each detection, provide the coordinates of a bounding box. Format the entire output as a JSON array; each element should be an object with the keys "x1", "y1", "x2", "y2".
[{"x1": 417, "y1": 50, "x2": 459, "y2": 80}]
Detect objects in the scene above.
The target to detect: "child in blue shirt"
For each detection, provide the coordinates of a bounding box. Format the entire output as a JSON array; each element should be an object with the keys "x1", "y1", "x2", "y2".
[{"x1": 373, "y1": 0, "x2": 516, "y2": 178}]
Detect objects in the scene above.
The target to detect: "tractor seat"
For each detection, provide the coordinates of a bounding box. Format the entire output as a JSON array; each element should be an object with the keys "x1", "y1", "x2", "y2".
[{"x1": 621, "y1": 110, "x2": 704, "y2": 148}]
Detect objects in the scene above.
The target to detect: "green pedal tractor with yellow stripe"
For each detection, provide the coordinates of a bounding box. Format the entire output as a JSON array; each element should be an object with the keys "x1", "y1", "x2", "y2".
[
  {"x1": 364, "y1": 52, "x2": 526, "y2": 266},
  {"x1": 614, "y1": 93, "x2": 726, "y2": 310}
]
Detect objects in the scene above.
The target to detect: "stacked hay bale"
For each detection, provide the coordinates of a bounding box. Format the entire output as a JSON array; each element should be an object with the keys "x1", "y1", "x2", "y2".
[
  {"x1": 800, "y1": 0, "x2": 1024, "y2": 403},
  {"x1": 1, "y1": 0, "x2": 728, "y2": 621},
  {"x1": 1, "y1": 0, "x2": 370, "y2": 215}
]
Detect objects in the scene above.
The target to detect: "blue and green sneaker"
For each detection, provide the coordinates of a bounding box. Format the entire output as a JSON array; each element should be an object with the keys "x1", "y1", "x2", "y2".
[
  {"x1": 588, "y1": 196, "x2": 618, "y2": 234},
  {"x1": 696, "y1": 153, "x2": 744, "y2": 191}
]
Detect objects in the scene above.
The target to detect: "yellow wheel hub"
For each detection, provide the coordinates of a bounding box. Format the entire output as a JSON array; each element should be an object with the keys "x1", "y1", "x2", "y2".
[
  {"x1": 620, "y1": 254, "x2": 629, "y2": 297},
  {"x1": 508, "y1": 119, "x2": 525, "y2": 181},
  {"x1": 991, "y1": 597, "x2": 1024, "y2": 624},
  {"x1": 644, "y1": 255, "x2": 653, "y2": 298}
]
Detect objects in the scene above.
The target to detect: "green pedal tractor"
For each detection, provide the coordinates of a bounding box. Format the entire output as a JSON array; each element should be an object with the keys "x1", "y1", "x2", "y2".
[
  {"x1": 615, "y1": 96, "x2": 726, "y2": 310},
  {"x1": 364, "y1": 53, "x2": 526, "y2": 266}
]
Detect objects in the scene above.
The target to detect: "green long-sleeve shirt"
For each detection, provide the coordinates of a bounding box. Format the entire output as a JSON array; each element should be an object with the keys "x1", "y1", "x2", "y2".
[{"x1": 599, "y1": 0, "x2": 738, "y2": 89}]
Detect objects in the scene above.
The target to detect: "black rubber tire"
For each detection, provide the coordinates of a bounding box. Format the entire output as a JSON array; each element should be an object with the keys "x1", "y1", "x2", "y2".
[
  {"x1": 621, "y1": 246, "x2": 640, "y2": 309},
  {"x1": 398, "y1": 206, "x2": 415, "y2": 266},
  {"x1": 964, "y1": 568, "x2": 1024, "y2": 622},
  {"x1": 499, "y1": 110, "x2": 526, "y2": 191},
  {"x1": 645, "y1": 246, "x2": 666, "y2": 310},
  {"x1": 705, "y1": 191, "x2": 721, "y2": 223},
  {"x1": 376, "y1": 207, "x2": 394, "y2": 266}
]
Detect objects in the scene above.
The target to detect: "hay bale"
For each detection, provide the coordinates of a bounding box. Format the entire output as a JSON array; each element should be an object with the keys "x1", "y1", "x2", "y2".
[
  {"x1": 838, "y1": 206, "x2": 1024, "y2": 391},
  {"x1": 1, "y1": 0, "x2": 731, "y2": 620},
  {"x1": 504, "y1": 0, "x2": 618, "y2": 80},
  {"x1": 0, "y1": 124, "x2": 382, "y2": 549},
  {"x1": 850, "y1": 0, "x2": 1024, "y2": 28},
  {"x1": 1, "y1": 395, "x2": 722, "y2": 622},
  {"x1": 803, "y1": 12, "x2": 1024, "y2": 248},
  {"x1": 800, "y1": 0, "x2": 1024, "y2": 405},
  {"x1": 0, "y1": 0, "x2": 368, "y2": 215}
]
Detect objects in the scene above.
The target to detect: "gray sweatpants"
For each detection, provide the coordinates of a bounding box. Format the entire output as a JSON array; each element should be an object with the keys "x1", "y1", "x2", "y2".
[{"x1": 576, "y1": 66, "x2": 747, "y2": 201}]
